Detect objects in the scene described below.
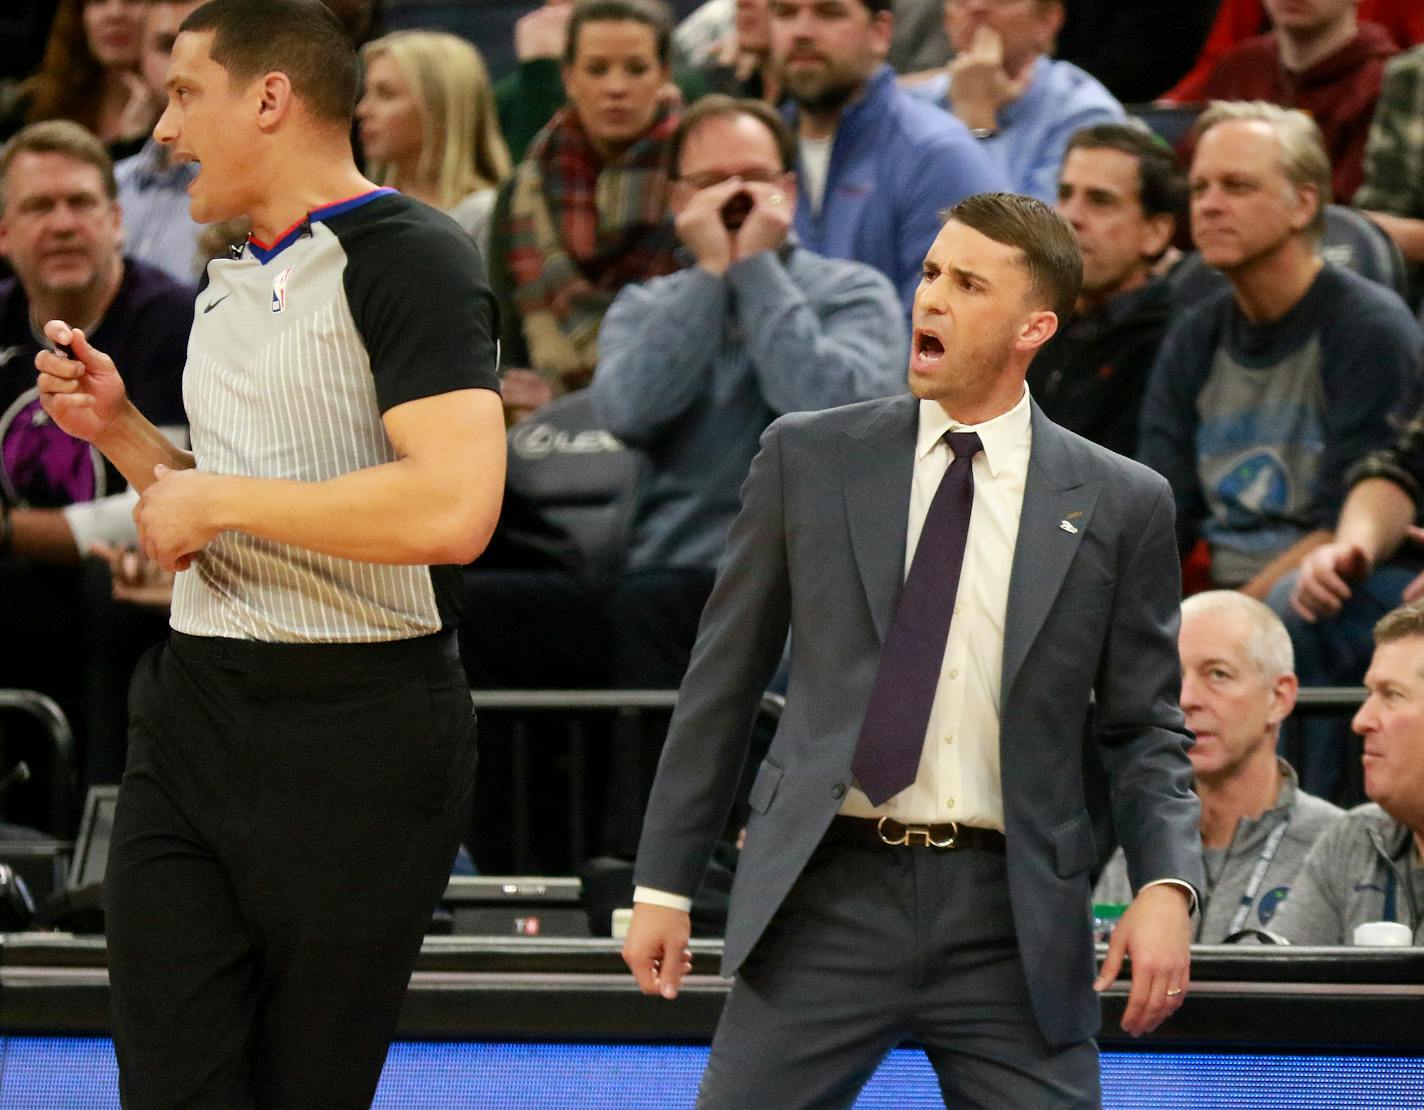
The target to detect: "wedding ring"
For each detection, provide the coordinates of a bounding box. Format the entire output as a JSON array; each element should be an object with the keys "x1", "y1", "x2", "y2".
[
  {"x1": 769, "y1": 193, "x2": 784, "y2": 204},
  {"x1": 1165, "y1": 987, "x2": 1183, "y2": 997}
]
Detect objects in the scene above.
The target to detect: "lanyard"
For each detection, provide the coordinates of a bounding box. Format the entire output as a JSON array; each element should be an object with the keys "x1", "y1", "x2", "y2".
[
  {"x1": 1383, "y1": 859, "x2": 1421, "y2": 929},
  {"x1": 1225, "y1": 814, "x2": 1292, "y2": 937}
]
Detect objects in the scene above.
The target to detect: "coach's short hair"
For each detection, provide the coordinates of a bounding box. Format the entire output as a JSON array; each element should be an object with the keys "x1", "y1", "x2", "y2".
[
  {"x1": 181, "y1": 0, "x2": 358, "y2": 125},
  {"x1": 1193, "y1": 100, "x2": 1332, "y2": 241},
  {"x1": 0, "y1": 120, "x2": 116, "y2": 215},
  {"x1": 945, "y1": 192, "x2": 1083, "y2": 322}
]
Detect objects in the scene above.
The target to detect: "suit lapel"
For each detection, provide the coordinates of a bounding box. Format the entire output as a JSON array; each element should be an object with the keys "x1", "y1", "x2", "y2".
[
  {"x1": 839, "y1": 397, "x2": 917, "y2": 644},
  {"x1": 1001, "y1": 407, "x2": 1101, "y2": 711}
]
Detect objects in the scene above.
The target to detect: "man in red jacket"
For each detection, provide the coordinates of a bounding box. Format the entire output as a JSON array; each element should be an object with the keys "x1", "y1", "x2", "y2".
[
  {"x1": 1166, "y1": 0, "x2": 1399, "y2": 202},
  {"x1": 1166, "y1": 0, "x2": 1423, "y2": 105}
]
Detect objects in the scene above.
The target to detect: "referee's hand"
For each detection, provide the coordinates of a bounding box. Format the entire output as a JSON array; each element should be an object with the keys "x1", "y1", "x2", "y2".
[{"x1": 35, "y1": 321, "x2": 128, "y2": 446}]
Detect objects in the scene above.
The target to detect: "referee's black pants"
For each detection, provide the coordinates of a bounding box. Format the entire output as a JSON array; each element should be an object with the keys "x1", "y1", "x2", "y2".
[{"x1": 106, "y1": 630, "x2": 476, "y2": 1109}]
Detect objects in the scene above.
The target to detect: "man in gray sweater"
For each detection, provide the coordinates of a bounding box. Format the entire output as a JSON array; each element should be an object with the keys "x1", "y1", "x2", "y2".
[
  {"x1": 1095, "y1": 591, "x2": 1343, "y2": 942},
  {"x1": 1265, "y1": 603, "x2": 1424, "y2": 945},
  {"x1": 589, "y1": 94, "x2": 906, "y2": 691}
]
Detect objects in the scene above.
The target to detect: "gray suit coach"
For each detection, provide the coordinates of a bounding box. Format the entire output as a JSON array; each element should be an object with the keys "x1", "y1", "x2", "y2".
[{"x1": 623, "y1": 194, "x2": 1204, "y2": 1109}]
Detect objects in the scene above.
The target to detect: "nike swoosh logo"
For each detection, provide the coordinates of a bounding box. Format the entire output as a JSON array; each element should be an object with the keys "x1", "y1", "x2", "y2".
[{"x1": 203, "y1": 293, "x2": 230, "y2": 313}]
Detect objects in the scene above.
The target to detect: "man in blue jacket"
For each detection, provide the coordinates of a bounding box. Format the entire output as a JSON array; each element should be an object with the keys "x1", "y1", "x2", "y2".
[{"x1": 771, "y1": 0, "x2": 1007, "y2": 318}]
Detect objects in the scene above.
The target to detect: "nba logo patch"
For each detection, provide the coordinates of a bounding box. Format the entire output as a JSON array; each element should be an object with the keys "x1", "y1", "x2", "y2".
[{"x1": 271, "y1": 266, "x2": 294, "y2": 314}]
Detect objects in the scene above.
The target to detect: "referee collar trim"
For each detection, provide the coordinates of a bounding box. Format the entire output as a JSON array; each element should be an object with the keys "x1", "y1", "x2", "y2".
[{"x1": 246, "y1": 188, "x2": 398, "y2": 264}]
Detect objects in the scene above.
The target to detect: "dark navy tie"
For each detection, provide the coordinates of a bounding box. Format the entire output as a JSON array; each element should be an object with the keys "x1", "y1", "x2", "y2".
[{"x1": 851, "y1": 430, "x2": 983, "y2": 806}]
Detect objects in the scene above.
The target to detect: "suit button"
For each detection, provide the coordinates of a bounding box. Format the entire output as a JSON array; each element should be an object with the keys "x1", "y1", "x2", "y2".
[{"x1": 831, "y1": 783, "x2": 847, "y2": 799}]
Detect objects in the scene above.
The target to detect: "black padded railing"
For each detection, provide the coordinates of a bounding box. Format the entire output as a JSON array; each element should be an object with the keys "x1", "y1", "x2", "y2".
[{"x1": 467, "y1": 690, "x2": 784, "y2": 873}]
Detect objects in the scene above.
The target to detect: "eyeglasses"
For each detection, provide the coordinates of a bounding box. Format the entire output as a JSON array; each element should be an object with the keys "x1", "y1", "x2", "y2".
[{"x1": 676, "y1": 168, "x2": 786, "y2": 190}]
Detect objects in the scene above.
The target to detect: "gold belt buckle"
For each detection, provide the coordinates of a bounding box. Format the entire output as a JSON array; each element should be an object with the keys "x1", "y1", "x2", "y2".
[{"x1": 876, "y1": 817, "x2": 959, "y2": 848}]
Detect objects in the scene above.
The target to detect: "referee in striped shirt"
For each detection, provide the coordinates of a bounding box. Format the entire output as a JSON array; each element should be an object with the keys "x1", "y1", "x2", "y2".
[{"x1": 35, "y1": 1, "x2": 506, "y2": 1104}]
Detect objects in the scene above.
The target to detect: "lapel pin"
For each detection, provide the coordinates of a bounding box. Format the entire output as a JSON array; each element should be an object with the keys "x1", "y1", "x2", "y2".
[{"x1": 1059, "y1": 519, "x2": 1079, "y2": 535}]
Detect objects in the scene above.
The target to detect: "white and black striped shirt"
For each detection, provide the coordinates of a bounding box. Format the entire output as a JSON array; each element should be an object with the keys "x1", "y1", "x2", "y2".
[{"x1": 171, "y1": 189, "x2": 500, "y2": 642}]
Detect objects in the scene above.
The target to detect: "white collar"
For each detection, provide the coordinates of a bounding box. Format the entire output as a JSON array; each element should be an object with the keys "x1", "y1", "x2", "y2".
[{"x1": 914, "y1": 387, "x2": 1032, "y2": 478}]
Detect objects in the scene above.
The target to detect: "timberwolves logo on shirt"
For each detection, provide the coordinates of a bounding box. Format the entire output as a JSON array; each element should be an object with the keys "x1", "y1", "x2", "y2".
[
  {"x1": 271, "y1": 266, "x2": 294, "y2": 314},
  {"x1": 1216, "y1": 448, "x2": 1290, "y2": 525},
  {"x1": 1257, "y1": 885, "x2": 1290, "y2": 925},
  {"x1": 0, "y1": 388, "x2": 105, "y2": 507}
]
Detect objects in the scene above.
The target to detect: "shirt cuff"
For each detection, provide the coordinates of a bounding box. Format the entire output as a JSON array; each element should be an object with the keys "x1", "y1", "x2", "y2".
[
  {"x1": 633, "y1": 886, "x2": 693, "y2": 913},
  {"x1": 61, "y1": 489, "x2": 140, "y2": 553},
  {"x1": 1139, "y1": 877, "x2": 1199, "y2": 916}
]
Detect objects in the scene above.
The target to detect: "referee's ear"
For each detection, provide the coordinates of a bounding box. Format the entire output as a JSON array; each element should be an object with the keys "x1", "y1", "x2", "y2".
[{"x1": 253, "y1": 71, "x2": 296, "y2": 134}]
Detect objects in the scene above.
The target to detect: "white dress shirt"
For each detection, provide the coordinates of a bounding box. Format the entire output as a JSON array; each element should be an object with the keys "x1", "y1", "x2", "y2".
[
  {"x1": 636, "y1": 388, "x2": 1193, "y2": 911},
  {"x1": 838, "y1": 392, "x2": 1030, "y2": 827}
]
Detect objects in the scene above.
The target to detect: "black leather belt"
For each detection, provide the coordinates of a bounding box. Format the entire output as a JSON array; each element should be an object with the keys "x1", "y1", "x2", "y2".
[{"x1": 826, "y1": 815, "x2": 1006, "y2": 852}]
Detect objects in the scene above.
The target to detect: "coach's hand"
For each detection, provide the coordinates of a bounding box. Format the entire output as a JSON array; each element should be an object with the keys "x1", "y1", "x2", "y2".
[
  {"x1": 622, "y1": 902, "x2": 693, "y2": 1001},
  {"x1": 135, "y1": 464, "x2": 221, "y2": 572},
  {"x1": 1094, "y1": 883, "x2": 1192, "y2": 1037}
]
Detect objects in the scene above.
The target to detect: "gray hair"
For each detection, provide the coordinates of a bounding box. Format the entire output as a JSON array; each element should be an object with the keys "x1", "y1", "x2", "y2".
[
  {"x1": 1181, "y1": 590, "x2": 1294, "y2": 679},
  {"x1": 1193, "y1": 100, "x2": 1332, "y2": 242}
]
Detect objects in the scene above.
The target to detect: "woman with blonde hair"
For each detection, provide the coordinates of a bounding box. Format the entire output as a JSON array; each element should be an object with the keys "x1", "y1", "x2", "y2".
[{"x1": 357, "y1": 30, "x2": 512, "y2": 254}]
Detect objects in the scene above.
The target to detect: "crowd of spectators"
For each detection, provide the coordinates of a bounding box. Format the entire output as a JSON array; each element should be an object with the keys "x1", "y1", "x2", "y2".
[{"x1": 2, "y1": 0, "x2": 1424, "y2": 945}]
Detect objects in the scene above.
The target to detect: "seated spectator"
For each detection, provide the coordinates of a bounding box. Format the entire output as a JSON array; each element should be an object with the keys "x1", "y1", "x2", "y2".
[
  {"x1": 888, "y1": 0, "x2": 951, "y2": 75},
  {"x1": 771, "y1": 0, "x2": 1005, "y2": 319},
  {"x1": 0, "y1": 121, "x2": 191, "y2": 774},
  {"x1": 497, "y1": 0, "x2": 709, "y2": 164},
  {"x1": 1355, "y1": 45, "x2": 1424, "y2": 270},
  {"x1": 358, "y1": 31, "x2": 512, "y2": 257},
  {"x1": 1173, "y1": 0, "x2": 1399, "y2": 203},
  {"x1": 1165, "y1": 0, "x2": 1424, "y2": 106},
  {"x1": 905, "y1": 0, "x2": 1123, "y2": 204},
  {"x1": 695, "y1": 0, "x2": 781, "y2": 101},
  {"x1": 4, "y1": 0, "x2": 153, "y2": 157},
  {"x1": 1285, "y1": 389, "x2": 1424, "y2": 795},
  {"x1": 678, "y1": 0, "x2": 952, "y2": 77},
  {"x1": 1139, "y1": 101, "x2": 1420, "y2": 603},
  {"x1": 1264, "y1": 602, "x2": 1424, "y2": 945},
  {"x1": 672, "y1": 0, "x2": 732, "y2": 69},
  {"x1": 1095, "y1": 592, "x2": 1343, "y2": 943},
  {"x1": 588, "y1": 94, "x2": 906, "y2": 688},
  {"x1": 1029, "y1": 122, "x2": 1184, "y2": 456},
  {"x1": 488, "y1": 0, "x2": 685, "y2": 421},
  {"x1": 114, "y1": 0, "x2": 203, "y2": 283}
]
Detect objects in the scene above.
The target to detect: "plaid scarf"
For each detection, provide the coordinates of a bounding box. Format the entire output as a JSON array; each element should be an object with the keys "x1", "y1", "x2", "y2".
[{"x1": 506, "y1": 96, "x2": 681, "y2": 388}]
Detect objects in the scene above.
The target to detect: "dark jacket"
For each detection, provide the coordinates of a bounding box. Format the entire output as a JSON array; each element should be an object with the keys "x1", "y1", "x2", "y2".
[{"x1": 1027, "y1": 278, "x2": 1175, "y2": 458}]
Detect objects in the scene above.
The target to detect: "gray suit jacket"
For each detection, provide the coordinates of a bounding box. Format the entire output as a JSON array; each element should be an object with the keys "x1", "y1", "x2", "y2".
[{"x1": 634, "y1": 394, "x2": 1204, "y2": 1046}]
